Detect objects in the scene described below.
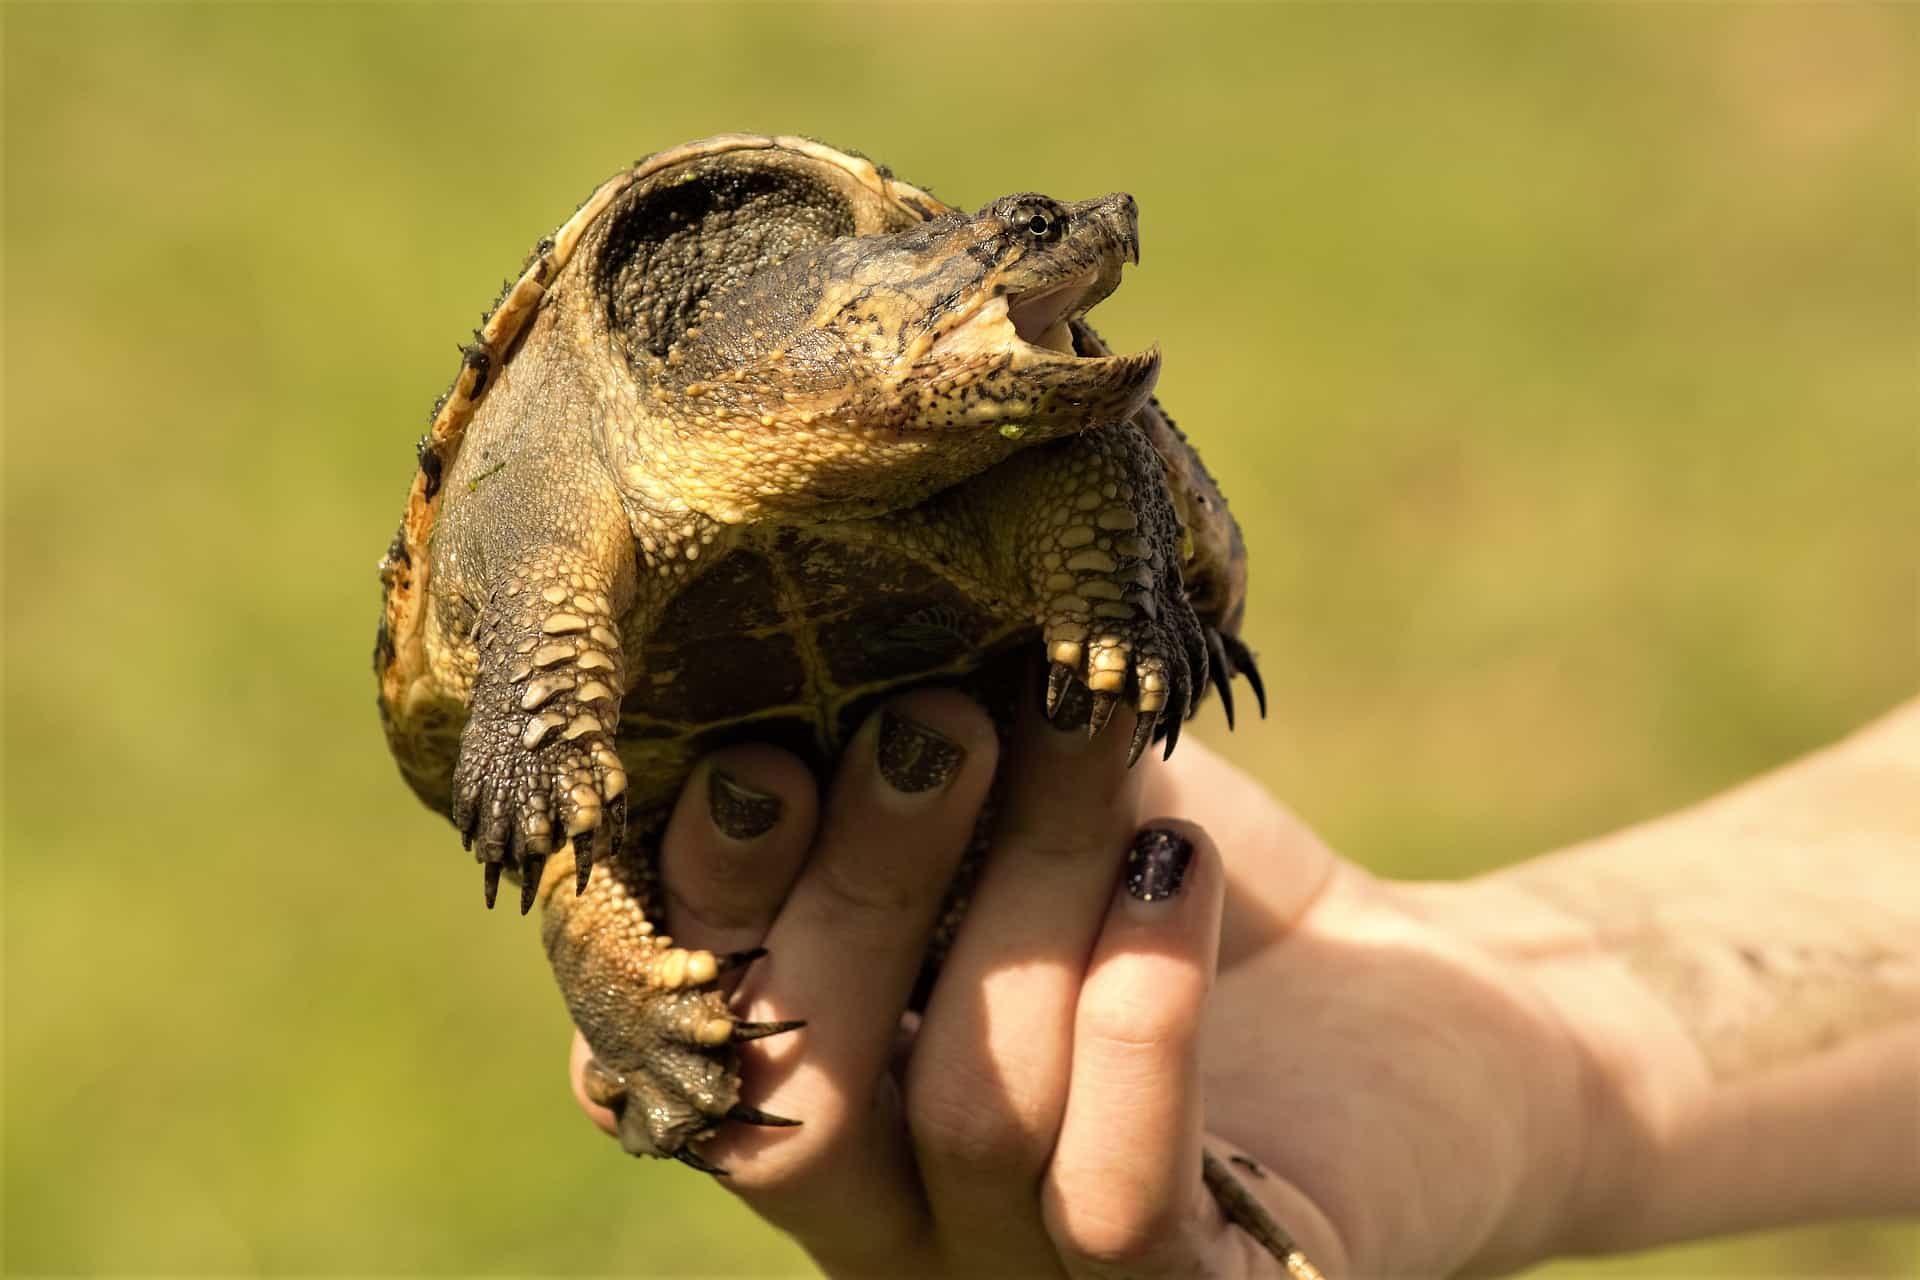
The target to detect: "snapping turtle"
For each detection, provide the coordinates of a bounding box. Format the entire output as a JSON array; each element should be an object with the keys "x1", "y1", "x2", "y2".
[{"x1": 376, "y1": 135, "x2": 1309, "y2": 1272}]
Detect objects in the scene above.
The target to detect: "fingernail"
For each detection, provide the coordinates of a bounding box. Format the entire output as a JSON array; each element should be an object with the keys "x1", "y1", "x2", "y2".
[
  {"x1": 708, "y1": 769, "x2": 782, "y2": 841},
  {"x1": 876, "y1": 709, "x2": 965, "y2": 794},
  {"x1": 1125, "y1": 827, "x2": 1194, "y2": 903}
]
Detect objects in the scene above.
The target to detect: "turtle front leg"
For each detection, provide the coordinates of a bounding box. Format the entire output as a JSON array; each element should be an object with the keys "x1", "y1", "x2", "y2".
[
  {"x1": 452, "y1": 544, "x2": 633, "y2": 912},
  {"x1": 972, "y1": 423, "x2": 1216, "y2": 763}
]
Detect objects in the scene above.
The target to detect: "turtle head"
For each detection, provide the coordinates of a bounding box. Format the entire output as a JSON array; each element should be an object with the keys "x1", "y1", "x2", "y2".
[
  {"x1": 881, "y1": 191, "x2": 1160, "y2": 435},
  {"x1": 642, "y1": 190, "x2": 1159, "y2": 518}
]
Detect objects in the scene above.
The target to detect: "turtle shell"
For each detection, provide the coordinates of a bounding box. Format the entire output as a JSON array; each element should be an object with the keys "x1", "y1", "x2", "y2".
[
  {"x1": 612, "y1": 528, "x2": 1035, "y2": 821},
  {"x1": 375, "y1": 135, "x2": 966, "y2": 813}
]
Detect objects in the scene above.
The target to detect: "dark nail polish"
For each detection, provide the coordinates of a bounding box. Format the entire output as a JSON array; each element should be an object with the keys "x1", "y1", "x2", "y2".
[
  {"x1": 1125, "y1": 827, "x2": 1194, "y2": 903},
  {"x1": 708, "y1": 770, "x2": 782, "y2": 840},
  {"x1": 876, "y1": 709, "x2": 965, "y2": 794}
]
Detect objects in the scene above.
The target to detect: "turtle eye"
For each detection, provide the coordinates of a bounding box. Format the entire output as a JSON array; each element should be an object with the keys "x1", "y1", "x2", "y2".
[{"x1": 990, "y1": 195, "x2": 1067, "y2": 244}]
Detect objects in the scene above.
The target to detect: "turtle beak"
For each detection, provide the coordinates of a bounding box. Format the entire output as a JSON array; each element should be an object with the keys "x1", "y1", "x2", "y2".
[
  {"x1": 1076, "y1": 192, "x2": 1140, "y2": 266},
  {"x1": 1109, "y1": 193, "x2": 1142, "y2": 265}
]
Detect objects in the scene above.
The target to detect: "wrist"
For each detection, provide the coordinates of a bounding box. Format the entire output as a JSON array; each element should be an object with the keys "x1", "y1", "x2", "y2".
[
  {"x1": 1458, "y1": 871, "x2": 1748, "y2": 1269},
  {"x1": 1393, "y1": 875, "x2": 1669, "y2": 1275},
  {"x1": 1481, "y1": 702, "x2": 1920, "y2": 1259},
  {"x1": 1509, "y1": 901, "x2": 1920, "y2": 1256}
]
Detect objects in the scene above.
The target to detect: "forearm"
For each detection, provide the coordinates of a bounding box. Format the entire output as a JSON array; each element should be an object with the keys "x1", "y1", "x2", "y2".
[{"x1": 1491, "y1": 700, "x2": 1920, "y2": 1252}]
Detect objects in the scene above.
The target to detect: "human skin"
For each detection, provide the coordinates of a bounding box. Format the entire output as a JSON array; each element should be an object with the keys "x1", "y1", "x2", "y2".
[{"x1": 570, "y1": 694, "x2": 1920, "y2": 1276}]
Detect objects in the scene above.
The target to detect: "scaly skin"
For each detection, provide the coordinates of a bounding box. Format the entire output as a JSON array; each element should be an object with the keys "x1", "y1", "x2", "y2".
[{"x1": 385, "y1": 140, "x2": 1297, "y2": 1266}]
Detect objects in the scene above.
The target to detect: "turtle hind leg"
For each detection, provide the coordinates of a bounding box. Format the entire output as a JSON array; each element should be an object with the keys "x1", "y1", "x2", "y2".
[
  {"x1": 540, "y1": 847, "x2": 804, "y2": 1165},
  {"x1": 1201, "y1": 1150, "x2": 1326, "y2": 1280}
]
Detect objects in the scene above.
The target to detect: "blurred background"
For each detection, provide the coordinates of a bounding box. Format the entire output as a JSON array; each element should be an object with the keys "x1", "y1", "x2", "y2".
[{"x1": 5, "y1": 3, "x2": 1914, "y2": 1275}]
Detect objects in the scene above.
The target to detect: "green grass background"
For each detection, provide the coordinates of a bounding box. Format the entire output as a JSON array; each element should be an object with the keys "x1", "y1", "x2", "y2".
[{"x1": 5, "y1": 3, "x2": 1915, "y2": 1275}]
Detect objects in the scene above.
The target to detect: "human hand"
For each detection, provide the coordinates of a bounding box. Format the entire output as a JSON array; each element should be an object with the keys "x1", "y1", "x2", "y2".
[{"x1": 570, "y1": 688, "x2": 1609, "y2": 1277}]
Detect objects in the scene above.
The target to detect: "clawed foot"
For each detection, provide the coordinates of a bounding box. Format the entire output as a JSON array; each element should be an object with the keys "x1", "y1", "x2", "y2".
[
  {"x1": 1044, "y1": 614, "x2": 1266, "y2": 765},
  {"x1": 453, "y1": 599, "x2": 630, "y2": 911},
  {"x1": 454, "y1": 720, "x2": 627, "y2": 911},
  {"x1": 574, "y1": 946, "x2": 806, "y2": 1167}
]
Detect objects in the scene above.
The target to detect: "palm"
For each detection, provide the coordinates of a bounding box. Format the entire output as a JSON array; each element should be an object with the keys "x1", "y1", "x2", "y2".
[{"x1": 1166, "y1": 748, "x2": 1590, "y2": 1276}]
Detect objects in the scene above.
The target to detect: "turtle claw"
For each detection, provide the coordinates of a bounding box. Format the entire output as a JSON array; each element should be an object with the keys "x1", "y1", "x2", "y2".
[
  {"x1": 1087, "y1": 689, "x2": 1119, "y2": 736},
  {"x1": 571, "y1": 806, "x2": 617, "y2": 895},
  {"x1": 519, "y1": 855, "x2": 544, "y2": 914},
  {"x1": 453, "y1": 711, "x2": 617, "y2": 916},
  {"x1": 482, "y1": 859, "x2": 503, "y2": 910},
  {"x1": 673, "y1": 1147, "x2": 729, "y2": 1177},
  {"x1": 1045, "y1": 662, "x2": 1075, "y2": 719},
  {"x1": 728, "y1": 1102, "x2": 801, "y2": 1128},
  {"x1": 1126, "y1": 711, "x2": 1159, "y2": 767},
  {"x1": 732, "y1": 1018, "x2": 806, "y2": 1043},
  {"x1": 573, "y1": 835, "x2": 594, "y2": 894},
  {"x1": 1205, "y1": 630, "x2": 1237, "y2": 729},
  {"x1": 1217, "y1": 632, "x2": 1267, "y2": 719},
  {"x1": 1039, "y1": 620, "x2": 1198, "y2": 763}
]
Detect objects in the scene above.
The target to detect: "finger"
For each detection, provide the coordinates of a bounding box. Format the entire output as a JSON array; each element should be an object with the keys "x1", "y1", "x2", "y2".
[
  {"x1": 1142, "y1": 736, "x2": 1336, "y2": 971},
  {"x1": 707, "y1": 691, "x2": 999, "y2": 1267},
  {"x1": 1045, "y1": 821, "x2": 1224, "y2": 1278},
  {"x1": 909, "y1": 684, "x2": 1150, "y2": 1273},
  {"x1": 658, "y1": 746, "x2": 820, "y2": 957}
]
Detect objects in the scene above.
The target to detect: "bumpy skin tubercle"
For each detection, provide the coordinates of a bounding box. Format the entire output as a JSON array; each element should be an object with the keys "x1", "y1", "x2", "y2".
[{"x1": 375, "y1": 136, "x2": 1295, "y2": 1269}]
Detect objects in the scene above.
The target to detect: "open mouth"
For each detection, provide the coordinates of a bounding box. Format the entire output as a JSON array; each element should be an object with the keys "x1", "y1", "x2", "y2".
[
  {"x1": 1006, "y1": 274, "x2": 1098, "y2": 354},
  {"x1": 934, "y1": 269, "x2": 1132, "y2": 365}
]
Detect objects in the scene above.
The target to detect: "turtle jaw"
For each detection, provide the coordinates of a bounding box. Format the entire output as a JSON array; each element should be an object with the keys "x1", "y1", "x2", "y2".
[
  {"x1": 1016, "y1": 337, "x2": 1161, "y2": 431},
  {"x1": 929, "y1": 190, "x2": 1154, "y2": 431},
  {"x1": 924, "y1": 262, "x2": 1159, "y2": 433}
]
